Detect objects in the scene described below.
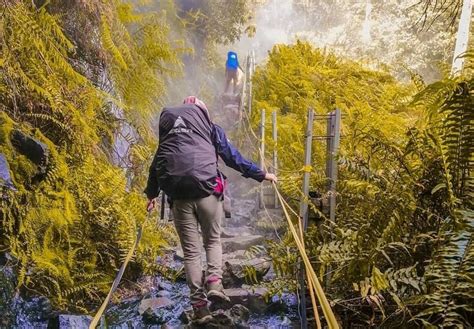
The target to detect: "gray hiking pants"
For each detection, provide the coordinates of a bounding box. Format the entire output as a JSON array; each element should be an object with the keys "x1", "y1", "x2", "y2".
[{"x1": 172, "y1": 195, "x2": 223, "y2": 306}]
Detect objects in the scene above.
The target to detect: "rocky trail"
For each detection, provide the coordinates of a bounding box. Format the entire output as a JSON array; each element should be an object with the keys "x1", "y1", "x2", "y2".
[{"x1": 1, "y1": 93, "x2": 300, "y2": 328}]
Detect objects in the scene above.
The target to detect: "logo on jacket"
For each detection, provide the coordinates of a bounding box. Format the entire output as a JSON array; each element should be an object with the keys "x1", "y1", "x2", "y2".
[
  {"x1": 170, "y1": 116, "x2": 192, "y2": 134},
  {"x1": 174, "y1": 116, "x2": 186, "y2": 128}
]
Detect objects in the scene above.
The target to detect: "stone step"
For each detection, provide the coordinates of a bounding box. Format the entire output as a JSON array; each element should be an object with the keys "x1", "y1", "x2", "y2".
[
  {"x1": 223, "y1": 257, "x2": 271, "y2": 288},
  {"x1": 209, "y1": 287, "x2": 286, "y2": 314},
  {"x1": 221, "y1": 235, "x2": 265, "y2": 253}
]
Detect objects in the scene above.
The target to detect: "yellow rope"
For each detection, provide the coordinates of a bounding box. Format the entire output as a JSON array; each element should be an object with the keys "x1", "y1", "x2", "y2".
[
  {"x1": 89, "y1": 212, "x2": 150, "y2": 328},
  {"x1": 239, "y1": 99, "x2": 338, "y2": 327},
  {"x1": 274, "y1": 185, "x2": 339, "y2": 328},
  {"x1": 297, "y1": 212, "x2": 322, "y2": 329}
]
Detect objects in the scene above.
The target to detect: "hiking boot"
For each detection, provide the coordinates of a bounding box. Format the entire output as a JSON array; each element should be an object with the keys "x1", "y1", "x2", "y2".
[
  {"x1": 206, "y1": 276, "x2": 231, "y2": 304},
  {"x1": 192, "y1": 304, "x2": 213, "y2": 325}
]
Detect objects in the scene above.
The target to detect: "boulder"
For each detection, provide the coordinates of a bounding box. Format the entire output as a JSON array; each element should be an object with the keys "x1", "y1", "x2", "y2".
[
  {"x1": 226, "y1": 304, "x2": 250, "y2": 328},
  {"x1": 139, "y1": 297, "x2": 175, "y2": 325},
  {"x1": 209, "y1": 305, "x2": 250, "y2": 329},
  {"x1": 0, "y1": 154, "x2": 16, "y2": 191},
  {"x1": 182, "y1": 304, "x2": 250, "y2": 328},
  {"x1": 138, "y1": 297, "x2": 175, "y2": 315},
  {"x1": 48, "y1": 315, "x2": 92, "y2": 329},
  {"x1": 219, "y1": 288, "x2": 270, "y2": 314},
  {"x1": 221, "y1": 235, "x2": 264, "y2": 253},
  {"x1": 223, "y1": 258, "x2": 271, "y2": 286},
  {"x1": 10, "y1": 130, "x2": 49, "y2": 173}
]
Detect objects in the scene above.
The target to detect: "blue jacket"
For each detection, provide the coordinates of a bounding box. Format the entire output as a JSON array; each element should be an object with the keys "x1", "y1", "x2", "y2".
[
  {"x1": 212, "y1": 124, "x2": 265, "y2": 181},
  {"x1": 226, "y1": 51, "x2": 239, "y2": 70}
]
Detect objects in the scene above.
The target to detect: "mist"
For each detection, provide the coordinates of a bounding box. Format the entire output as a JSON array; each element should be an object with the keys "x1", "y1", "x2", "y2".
[{"x1": 227, "y1": 0, "x2": 457, "y2": 82}]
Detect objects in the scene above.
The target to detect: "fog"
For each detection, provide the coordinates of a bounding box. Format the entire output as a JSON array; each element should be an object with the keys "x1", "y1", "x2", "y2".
[{"x1": 227, "y1": 0, "x2": 457, "y2": 81}]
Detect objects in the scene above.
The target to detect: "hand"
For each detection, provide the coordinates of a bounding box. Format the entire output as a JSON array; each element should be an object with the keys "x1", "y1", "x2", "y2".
[
  {"x1": 146, "y1": 198, "x2": 156, "y2": 212},
  {"x1": 264, "y1": 173, "x2": 278, "y2": 183}
]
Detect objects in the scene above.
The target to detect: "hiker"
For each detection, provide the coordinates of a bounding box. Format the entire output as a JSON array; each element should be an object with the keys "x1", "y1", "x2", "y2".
[
  {"x1": 144, "y1": 96, "x2": 277, "y2": 324},
  {"x1": 224, "y1": 51, "x2": 241, "y2": 94}
]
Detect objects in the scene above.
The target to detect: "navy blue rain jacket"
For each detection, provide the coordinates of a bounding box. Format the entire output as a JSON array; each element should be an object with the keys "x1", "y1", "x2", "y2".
[{"x1": 144, "y1": 123, "x2": 265, "y2": 200}]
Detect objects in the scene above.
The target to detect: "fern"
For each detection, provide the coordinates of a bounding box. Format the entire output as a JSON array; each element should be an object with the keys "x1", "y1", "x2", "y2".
[{"x1": 0, "y1": 0, "x2": 184, "y2": 314}]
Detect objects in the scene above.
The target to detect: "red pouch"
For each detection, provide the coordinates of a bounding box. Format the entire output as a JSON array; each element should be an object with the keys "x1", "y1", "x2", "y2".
[{"x1": 214, "y1": 176, "x2": 225, "y2": 195}]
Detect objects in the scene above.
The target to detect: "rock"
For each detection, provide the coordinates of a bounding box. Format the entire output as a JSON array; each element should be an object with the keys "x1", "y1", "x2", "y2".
[
  {"x1": 157, "y1": 290, "x2": 171, "y2": 298},
  {"x1": 209, "y1": 309, "x2": 234, "y2": 327},
  {"x1": 227, "y1": 304, "x2": 250, "y2": 328},
  {"x1": 220, "y1": 229, "x2": 236, "y2": 238},
  {"x1": 20, "y1": 296, "x2": 53, "y2": 322},
  {"x1": 0, "y1": 154, "x2": 16, "y2": 191},
  {"x1": 10, "y1": 130, "x2": 49, "y2": 173},
  {"x1": 138, "y1": 297, "x2": 175, "y2": 315},
  {"x1": 222, "y1": 265, "x2": 244, "y2": 289},
  {"x1": 185, "y1": 305, "x2": 250, "y2": 329},
  {"x1": 221, "y1": 235, "x2": 265, "y2": 253},
  {"x1": 139, "y1": 297, "x2": 175, "y2": 325},
  {"x1": 102, "y1": 297, "x2": 142, "y2": 328},
  {"x1": 211, "y1": 305, "x2": 250, "y2": 328},
  {"x1": 222, "y1": 250, "x2": 246, "y2": 261},
  {"x1": 221, "y1": 94, "x2": 241, "y2": 104},
  {"x1": 179, "y1": 309, "x2": 193, "y2": 324},
  {"x1": 47, "y1": 315, "x2": 91, "y2": 329},
  {"x1": 0, "y1": 265, "x2": 16, "y2": 328},
  {"x1": 158, "y1": 280, "x2": 174, "y2": 292},
  {"x1": 223, "y1": 258, "x2": 271, "y2": 286},
  {"x1": 221, "y1": 227, "x2": 253, "y2": 237},
  {"x1": 142, "y1": 307, "x2": 169, "y2": 325},
  {"x1": 221, "y1": 288, "x2": 270, "y2": 314},
  {"x1": 175, "y1": 247, "x2": 184, "y2": 261}
]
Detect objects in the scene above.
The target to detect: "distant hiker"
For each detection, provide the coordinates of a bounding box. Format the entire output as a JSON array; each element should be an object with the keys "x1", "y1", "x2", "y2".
[
  {"x1": 224, "y1": 51, "x2": 241, "y2": 94},
  {"x1": 145, "y1": 96, "x2": 277, "y2": 324}
]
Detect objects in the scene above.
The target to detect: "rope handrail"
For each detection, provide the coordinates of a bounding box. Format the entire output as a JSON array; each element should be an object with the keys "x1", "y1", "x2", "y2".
[
  {"x1": 236, "y1": 77, "x2": 338, "y2": 327},
  {"x1": 89, "y1": 212, "x2": 151, "y2": 328},
  {"x1": 274, "y1": 185, "x2": 339, "y2": 328},
  {"x1": 239, "y1": 100, "x2": 339, "y2": 329}
]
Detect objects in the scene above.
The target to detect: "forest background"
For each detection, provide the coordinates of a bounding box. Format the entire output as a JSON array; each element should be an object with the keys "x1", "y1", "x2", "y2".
[{"x1": 0, "y1": 0, "x2": 472, "y2": 327}]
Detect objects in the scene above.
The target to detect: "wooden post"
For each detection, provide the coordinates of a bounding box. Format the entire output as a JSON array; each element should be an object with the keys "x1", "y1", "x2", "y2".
[
  {"x1": 300, "y1": 108, "x2": 314, "y2": 230},
  {"x1": 272, "y1": 110, "x2": 278, "y2": 208},
  {"x1": 327, "y1": 109, "x2": 341, "y2": 223},
  {"x1": 247, "y1": 52, "x2": 254, "y2": 117},
  {"x1": 325, "y1": 109, "x2": 341, "y2": 289},
  {"x1": 259, "y1": 109, "x2": 266, "y2": 208},
  {"x1": 299, "y1": 108, "x2": 314, "y2": 329}
]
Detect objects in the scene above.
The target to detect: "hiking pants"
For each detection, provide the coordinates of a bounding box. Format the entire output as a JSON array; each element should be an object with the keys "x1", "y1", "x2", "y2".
[
  {"x1": 172, "y1": 195, "x2": 223, "y2": 306},
  {"x1": 225, "y1": 68, "x2": 238, "y2": 94}
]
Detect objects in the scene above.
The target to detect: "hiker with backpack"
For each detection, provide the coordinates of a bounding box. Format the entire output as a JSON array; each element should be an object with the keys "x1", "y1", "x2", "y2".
[
  {"x1": 144, "y1": 96, "x2": 277, "y2": 324},
  {"x1": 224, "y1": 51, "x2": 242, "y2": 95}
]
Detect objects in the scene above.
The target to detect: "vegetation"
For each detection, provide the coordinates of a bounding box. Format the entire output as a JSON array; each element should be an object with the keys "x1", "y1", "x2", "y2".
[
  {"x1": 0, "y1": 0, "x2": 471, "y2": 327},
  {"x1": 0, "y1": 0, "x2": 254, "y2": 314},
  {"x1": 0, "y1": 0, "x2": 185, "y2": 312},
  {"x1": 252, "y1": 41, "x2": 473, "y2": 327}
]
